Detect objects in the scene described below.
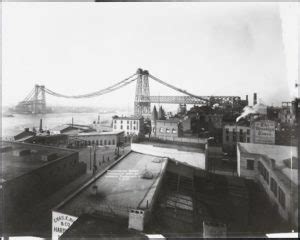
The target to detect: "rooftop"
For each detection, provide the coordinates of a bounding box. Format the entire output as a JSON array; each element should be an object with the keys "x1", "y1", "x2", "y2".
[
  {"x1": 238, "y1": 143, "x2": 298, "y2": 186},
  {"x1": 131, "y1": 142, "x2": 206, "y2": 170},
  {"x1": 57, "y1": 151, "x2": 167, "y2": 217},
  {"x1": 156, "y1": 119, "x2": 180, "y2": 123},
  {"x1": 76, "y1": 131, "x2": 124, "y2": 136},
  {"x1": 113, "y1": 115, "x2": 143, "y2": 120},
  {"x1": 60, "y1": 214, "x2": 146, "y2": 239},
  {"x1": 0, "y1": 141, "x2": 77, "y2": 182}
]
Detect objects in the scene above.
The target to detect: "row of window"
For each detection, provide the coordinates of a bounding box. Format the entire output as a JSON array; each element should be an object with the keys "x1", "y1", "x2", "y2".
[
  {"x1": 114, "y1": 120, "x2": 138, "y2": 125},
  {"x1": 116, "y1": 125, "x2": 137, "y2": 130},
  {"x1": 225, "y1": 128, "x2": 250, "y2": 135},
  {"x1": 85, "y1": 139, "x2": 116, "y2": 146},
  {"x1": 225, "y1": 134, "x2": 250, "y2": 143},
  {"x1": 155, "y1": 127, "x2": 177, "y2": 134},
  {"x1": 258, "y1": 161, "x2": 285, "y2": 209}
]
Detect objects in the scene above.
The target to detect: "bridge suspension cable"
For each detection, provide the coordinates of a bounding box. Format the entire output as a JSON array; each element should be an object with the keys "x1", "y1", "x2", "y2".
[
  {"x1": 23, "y1": 87, "x2": 35, "y2": 102},
  {"x1": 148, "y1": 74, "x2": 208, "y2": 102},
  {"x1": 44, "y1": 73, "x2": 137, "y2": 99}
]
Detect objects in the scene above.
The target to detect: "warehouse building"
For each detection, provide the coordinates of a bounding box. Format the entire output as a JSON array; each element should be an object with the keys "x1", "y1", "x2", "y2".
[
  {"x1": 0, "y1": 141, "x2": 86, "y2": 232},
  {"x1": 67, "y1": 131, "x2": 124, "y2": 148}
]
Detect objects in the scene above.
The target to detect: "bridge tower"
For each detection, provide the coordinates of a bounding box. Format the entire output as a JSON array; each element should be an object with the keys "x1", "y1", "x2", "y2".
[
  {"x1": 33, "y1": 84, "x2": 46, "y2": 114},
  {"x1": 134, "y1": 69, "x2": 151, "y2": 118}
]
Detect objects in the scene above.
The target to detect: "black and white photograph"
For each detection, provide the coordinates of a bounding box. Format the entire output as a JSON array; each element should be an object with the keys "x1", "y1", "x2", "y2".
[{"x1": 0, "y1": 1, "x2": 299, "y2": 239}]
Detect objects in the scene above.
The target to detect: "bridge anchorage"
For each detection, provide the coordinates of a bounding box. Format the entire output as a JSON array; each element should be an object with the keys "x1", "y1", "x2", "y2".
[{"x1": 16, "y1": 68, "x2": 242, "y2": 117}]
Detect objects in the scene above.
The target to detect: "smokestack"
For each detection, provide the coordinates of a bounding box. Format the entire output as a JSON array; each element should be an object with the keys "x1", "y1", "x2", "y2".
[
  {"x1": 39, "y1": 119, "x2": 43, "y2": 132},
  {"x1": 253, "y1": 93, "x2": 257, "y2": 106},
  {"x1": 246, "y1": 95, "x2": 249, "y2": 105}
]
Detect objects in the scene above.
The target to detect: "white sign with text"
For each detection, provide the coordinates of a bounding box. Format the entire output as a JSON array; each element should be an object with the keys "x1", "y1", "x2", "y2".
[{"x1": 52, "y1": 211, "x2": 78, "y2": 240}]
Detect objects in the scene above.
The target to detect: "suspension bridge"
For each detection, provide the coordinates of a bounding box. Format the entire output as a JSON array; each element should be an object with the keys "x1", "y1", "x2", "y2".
[{"x1": 15, "y1": 68, "x2": 242, "y2": 117}]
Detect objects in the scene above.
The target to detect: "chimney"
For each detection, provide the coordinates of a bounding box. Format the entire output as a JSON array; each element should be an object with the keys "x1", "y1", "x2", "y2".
[
  {"x1": 39, "y1": 119, "x2": 43, "y2": 132},
  {"x1": 253, "y1": 93, "x2": 257, "y2": 106},
  {"x1": 97, "y1": 115, "x2": 100, "y2": 124},
  {"x1": 246, "y1": 95, "x2": 249, "y2": 105}
]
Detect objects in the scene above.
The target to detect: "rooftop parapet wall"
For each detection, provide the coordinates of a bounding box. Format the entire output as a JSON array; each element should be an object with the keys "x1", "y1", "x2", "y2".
[{"x1": 131, "y1": 143, "x2": 206, "y2": 170}]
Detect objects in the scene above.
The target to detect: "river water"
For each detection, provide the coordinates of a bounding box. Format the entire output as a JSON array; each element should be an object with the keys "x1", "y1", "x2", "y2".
[{"x1": 1, "y1": 111, "x2": 128, "y2": 137}]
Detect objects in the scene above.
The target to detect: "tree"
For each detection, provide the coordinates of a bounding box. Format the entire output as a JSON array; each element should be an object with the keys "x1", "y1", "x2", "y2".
[
  {"x1": 158, "y1": 106, "x2": 166, "y2": 120},
  {"x1": 152, "y1": 106, "x2": 158, "y2": 121}
]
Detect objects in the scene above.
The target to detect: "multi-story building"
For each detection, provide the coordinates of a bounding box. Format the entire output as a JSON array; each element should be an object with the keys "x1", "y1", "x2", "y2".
[
  {"x1": 279, "y1": 102, "x2": 296, "y2": 127},
  {"x1": 112, "y1": 116, "x2": 144, "y2": 137},
  {"x1": 152, "y1": 119, "x2": 183, "y2": 139},
  {"x1": 237, "y1": 143, "x2": 298, "y2": 229},
  {"x1": 223, "y1": 119, "x2": 275, "y2": 153},
  {"x1": 250, "y1": 120, "x2": 275, "y2": 145},
  {"x1": 222, "y1": 124, "x2": 251, "y2": 153}
]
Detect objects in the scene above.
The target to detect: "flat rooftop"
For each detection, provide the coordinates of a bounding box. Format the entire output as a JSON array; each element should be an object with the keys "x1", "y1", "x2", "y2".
[
  {"x1": 138, "y1": 141, "x2": 205, "y2": 153},
  {"x1": 0, "y1": 141, "x2": 77, "y2": 182},
  {"x1": 60, "y1": 214, "x2": 146, "y2": 239},
  {"x1": 132, "y1": 142, "x2": 206, "y2": 170},
  {"x1": 57, "y1": 151, "x2": 167, "y2": 217},
  {"x1": 76, "y1": 131, "x2": 124, "y2": 136}
]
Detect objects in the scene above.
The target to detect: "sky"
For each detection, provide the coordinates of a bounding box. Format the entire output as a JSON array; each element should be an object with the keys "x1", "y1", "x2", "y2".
[{"x1": 2, "y1": 2, "x2": 298, "y2": 110}]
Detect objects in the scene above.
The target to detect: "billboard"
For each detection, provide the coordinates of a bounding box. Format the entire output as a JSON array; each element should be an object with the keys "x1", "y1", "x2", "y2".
[
  {"x1": 251, "y1": 120, "x2": 275, "y2": 144},
  {"x1": 52, "y1": 211, "x2": 78, "y2": 240}
]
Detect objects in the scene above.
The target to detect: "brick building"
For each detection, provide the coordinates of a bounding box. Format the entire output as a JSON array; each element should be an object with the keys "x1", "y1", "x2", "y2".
[{"x1": 68, "y1": 131, "x2": 124, "y2": 148}]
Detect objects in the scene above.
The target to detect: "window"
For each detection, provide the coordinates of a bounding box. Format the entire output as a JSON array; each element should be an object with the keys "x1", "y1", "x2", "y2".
[
  {"x1": 133, "y1": 126, "x2": 136, "y2": 130},
  {"x1": 240, "y1": 129, "x2": 243, "y2": 134},
  {"x1": 225, "y1": 128, "x2": 229, "y2": 134},
  {"x1": 108, "y1": 140, "x2": 111, "y2": 145},
  {"x1": 133, "y1": 121, "x2": 136, "y2": 125},
  {"x1": 159, "y1": 128, "x2": 164, "y2": 133},
  {"x1": 270, "y1": 178, "x2": 278, "y2": 197},
  {"x1": 127, "y1": 120, "x2": 129, "y2": 124},
  {"x1": 226, "y1": 135, "x2": 229, "y2": 142},
  {"x1": 258, "y1": 161, "x2": 269, "y2": 184},
  {"x1": 114, "y1": 120, "x2": 117, "y2": 124},
  {"x1": 247, "y1": 129, "x2": 250, "y2": 135},
  {"x1": 247, "y1": 137, "x2": 250, "y2": 142},
  {"x1": 120, "y1": 125, "x2": 123, "y2": 130},
  {"x1": 92, "y1": 140, "x2": 95, "y2": 145},
  {"x1": 121, "y1": 120, "x2": 123, "y2": 124},
  {"x1": 233, "y1": 135, "x2": 236, "y2": 142},
  {"x1": 104, "y1": 140, "x2": 107, "y2": 145},
  {"x1": 127, "y1": 126, "x2": 129, "y2": 130},
  {"x1": 96, "y1": 140, "x2": 99, "y2": 145},
  {"x1": 247, "y1": 159, "x2": 254, "y2": 170},
  {"x1": 166, "y1": 128, "x2": 170, "y2": 133},
  {"x1": 278, "y1": 187, "x2": 285, "y2": 209},
  {"x1": 172, "y1": 128, "x2": 176, "y2": 134},
  {"x1": 112, "y1": 139, "x2": 115, "y2": 145},
  {"x1": 100, "y1": 140, "x2": 103, "y2": 145}
]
